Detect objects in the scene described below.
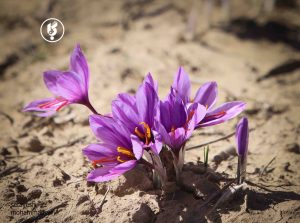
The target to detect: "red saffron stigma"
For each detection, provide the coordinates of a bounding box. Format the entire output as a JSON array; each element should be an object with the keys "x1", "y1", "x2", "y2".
[
  {"x1": 205, "y1": 111, "x2": 226, "y2": 121},
  {"x1": 38, "y1": 97, "x2": 68, "y2": 111}
]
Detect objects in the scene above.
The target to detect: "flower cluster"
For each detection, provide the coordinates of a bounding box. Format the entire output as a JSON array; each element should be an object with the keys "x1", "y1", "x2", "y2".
[{"x1": 24, "y1": 45, "x2": 249, "y2": 187}]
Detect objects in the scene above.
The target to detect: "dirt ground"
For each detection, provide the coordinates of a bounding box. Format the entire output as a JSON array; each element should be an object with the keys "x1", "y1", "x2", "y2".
[{"x1": 0, "y1": 0, "x2": 300, "y2": 222}]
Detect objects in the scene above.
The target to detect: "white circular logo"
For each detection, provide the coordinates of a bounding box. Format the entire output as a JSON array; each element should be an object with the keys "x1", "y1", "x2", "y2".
[{"x1": 40, "y1": 18, "x2": 64, "y2": 43}]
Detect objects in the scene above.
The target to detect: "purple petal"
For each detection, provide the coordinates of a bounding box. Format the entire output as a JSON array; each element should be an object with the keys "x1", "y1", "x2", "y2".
[
  {"x1": 112, "y1": 94, "x2": 139, "y2": 132},
  {"x1": 82, "y1": 143, "x2": 118, "y2": 161},
  {"x1": 150, "y1": 130, "x2": 163, "y2": 154},
  {"x1": 56, "y1": 71, "x2": 88, "y2": 103},
  {"x1": 136, "y1": 82, "x2": 159, "y2": 127},
  {"x1": 157, "y1": 121, "x2": 172, "y2": 146},
  {"x1": 198, "y1": 101, "x2": 246, "y2": 127},
  {"x1": 116, "y1": 93, "x2": 137, "y2": 109},
  {"x1": 169, "y1": 127, "x2": 186, "y2": 150},
  {"x1": 43, "y1": 70, "x2": 63, "y2": 95},
  {"x1": 131, "y1": 135, "x2": 144, "y2": 160},
  {"x1": 89, "y1": 115, "x2": 131, "y2": 148},
  {"x1": 70, "y1": 44, "x2": 89, "y2": 90},
  {"x1": 172, "y1": 67, "x2": 191, "y2": 104},
  {"x1": 23, "y1": 98, "x2": 54, "y2": 112},
  {"x1": 87, "y1": 160, "x2": 137, "y2": 182},
  {"x1": 194, "y1": 82, "x2": 218, "y2": 110},
  {"x1": 169, "y1": 94, "x2": 187, "y2": 129},
  {"x1": 159, "y1": 100, "x2": 172, "y2": 132},
  {"x1": 186, "y1": 103, "x2": 206, "y2": 138},
  {"x1": 110, "y1": 160, "x2": 137, "y2": 174},
  {"x1": 159, "y1": 92, "x2": 187, "y2": 136},
  {"x1": 235, "y1": 117, "x2": 249, "y2": 157},
  {"x1": 87, "y1": 166, "x2": 117, "y2": 182},
  {"x1": 22, "y1": 98, "x2": 68, "y2": 117},
  {"x1": 143, "y1": 72, "x2": 158, "y2": 92}
]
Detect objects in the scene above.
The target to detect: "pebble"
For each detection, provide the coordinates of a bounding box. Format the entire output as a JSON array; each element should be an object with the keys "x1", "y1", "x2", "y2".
[
  {"x1": 286, "y1": 143, "x2": 299, "y2": 154},
  {"x1": 3, "y1": 188, "x2": 15, "y2": 199},
  {"x1": 27, "y1": 188, "x2": 42, "y2": 200},
  {"x1": 53, "y1": 178, "x2": 62, "y2": 187},
  {"x1": 16, "y1": 184, "x2": 28, "y2": 193},
  {"x1": 132, "y1": 203, "x2": 155, "y2": 223},
  {"x1": 16, "y1": 194, "x2": 27, "y2": 204},
  {"x1": 76, "y1": 195, "x2": 90, "y2": 206}
]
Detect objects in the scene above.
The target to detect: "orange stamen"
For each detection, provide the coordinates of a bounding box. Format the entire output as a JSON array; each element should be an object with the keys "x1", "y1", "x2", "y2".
[
  {"x1": 140, "y1": 122, "x2": 151, "y2": 139},
  {"x1": 117, "y1": 156, "x2": 126, "y2": 163},
  {"x1": 135, "y1": 127, "x2": 145, "y2": 139},
  {"x1": 117, "y1": 146, "x2": 135, "y2": 158},
  {"x1": 135, "y1": 122, "x2": 152, "y2": 145}
]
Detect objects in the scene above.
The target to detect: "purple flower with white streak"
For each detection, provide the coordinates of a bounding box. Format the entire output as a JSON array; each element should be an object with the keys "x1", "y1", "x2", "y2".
[
  {"x1": 111, "y1": 74, "x2": 162, "y2": 155},
  {"x1": 83, "y1": 115, "x2": 145, "y2": 182},
  {"x1": 23, "y1": 44, "x2": 98, "y2": 116},
  {"x1": 172, "y1": 67, "x2": 246, "y2": 128},
  {"x1": 235, "y1": 117, "x2": 249, "y2": 184}
]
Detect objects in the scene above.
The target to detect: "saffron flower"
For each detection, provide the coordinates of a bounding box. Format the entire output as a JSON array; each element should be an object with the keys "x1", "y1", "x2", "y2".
[
  {"x1": 158, "y1": 89, "x2": 206, "y2": 181},
  {"x1": 235, "y1": 117, "x2": 249, "y2": 184},
  {"x1": 111, "y1": 74, "x2": 162, "y2": 155},
  {"x1": 158, "y1": 89, "x2": 206, "y2": 151},
  {"x1": 83, "y1": 115, "x2": 145, "y2": 182},
  {"x1": 172, "y1": 67, "x2": 246, "y2": 128},
  {"x1": 23, "y1": 44, "x2": 98, "y2": 116}
]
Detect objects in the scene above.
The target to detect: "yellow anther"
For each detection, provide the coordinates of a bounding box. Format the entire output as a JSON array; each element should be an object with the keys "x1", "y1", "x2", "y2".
[
  {"x1": 117, "y1": 146, "x2": 135, "y2": 158},
  {"x1": 135, "y1": 122, "x2": 152, "y2": 145},
  {"x1": 135, "y1": 127, "x2": 145, "y2": 139},
  {"x1": 117, "y1": 156, "x2": 126, "y2": 163},
  {"x1": 139, "y1": 122, "x2": 151, "y2": 139}
]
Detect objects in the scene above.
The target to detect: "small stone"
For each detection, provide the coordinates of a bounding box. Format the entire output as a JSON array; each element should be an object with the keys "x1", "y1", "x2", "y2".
[
  {"x1": 16, "y1": 184, "x2": 28, "y2": 193},
  {"x1": 3, "y1": 188, "x2": 15, "y2": 199},
  {"x1": 132, "y1": 203, "x2": 155, "y2": 223},
  {"x1": 53, "y1": 178, "x2": 62, "y2": 187},
  {"x1": 19, "y1": 136, "x2": 44, "y2": 152},
  {"x1": 27, "y1": 188, "x2": 42, "y2": 200},
  {"x1": 16, "y1": 194, "x2": 27, "y2": 204},
  {"x1": 76, "y1": 195, "x2": 90, "y2": 206},
  {"x1": 29, "y1": 137, "x2": 44, "y2": 152},
  {"x1": 286, "y1": 143, "x2": 300, "y2": 154},
  {"x1": 80, "y1": 202, "x2": 96, "y2": 216},
  {"x1": 1, "y1": 147, "x2": 11, "y2": 156}
]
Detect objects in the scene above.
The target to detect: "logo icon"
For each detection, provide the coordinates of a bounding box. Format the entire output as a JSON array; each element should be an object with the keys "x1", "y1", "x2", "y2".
[{"x1": 40, "y1": 18, "x2": 64, "y2": 43}]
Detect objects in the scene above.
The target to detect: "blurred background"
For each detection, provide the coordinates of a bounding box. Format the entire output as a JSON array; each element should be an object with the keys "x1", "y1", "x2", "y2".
[{"x1": 0, "y1": 0, "x2": 299, "y2": 222}]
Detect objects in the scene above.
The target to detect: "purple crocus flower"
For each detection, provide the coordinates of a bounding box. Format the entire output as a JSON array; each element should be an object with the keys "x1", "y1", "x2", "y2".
[
  {"x1": 235, "y1": 117, "x2": 249, "y2": 184},
  {"x1": 83, "y1": 115, "x2": 144, "y2": 182},
  {"x1": 158, "y1": 89, "x2": 206, "y2": 151},
  {"x1": 172, "y1": 67, "x2": 246, "y2": 128},
  {"x1": 111, "y1": 74, "x2": 162, "y2": 155},
  {"x1": 158, "y1": 90, "x2": 206, "y2": 181},
  {"x1": 23, "y1": 44, "x2": 98, "y2": 116}
]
